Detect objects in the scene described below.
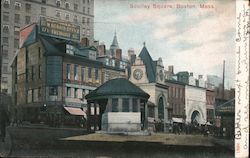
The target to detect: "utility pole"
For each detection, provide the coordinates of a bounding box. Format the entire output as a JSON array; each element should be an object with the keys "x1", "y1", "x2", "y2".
[
  {"x1": 0, "y1": 1, "x2": 2, "y2": 92},
  {"x1": 222, "y1": 60, "x2": 225, "y2": 99}
]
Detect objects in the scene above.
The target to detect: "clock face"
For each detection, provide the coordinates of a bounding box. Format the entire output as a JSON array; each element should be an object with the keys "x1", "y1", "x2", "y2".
[
  {"x1": 133, "y1": 69, "x2": 143, "y2": 80},
  {"x1": 159, "y1": 70, "x2": 164, "y2": 81}
]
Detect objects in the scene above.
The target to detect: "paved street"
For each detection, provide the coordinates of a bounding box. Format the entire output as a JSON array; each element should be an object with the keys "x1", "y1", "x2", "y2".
[{"x1": 0, "y1": 126, "x2": 234, "y2": 158}]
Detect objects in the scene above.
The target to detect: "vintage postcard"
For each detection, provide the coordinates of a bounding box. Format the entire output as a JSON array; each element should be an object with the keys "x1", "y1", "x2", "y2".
[{"x1": 0, "y1": 0, "x2": 249, "y2": 157}]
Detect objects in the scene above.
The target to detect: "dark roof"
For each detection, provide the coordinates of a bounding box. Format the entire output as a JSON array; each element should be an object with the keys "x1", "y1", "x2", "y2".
[
  {"x1": 39, "y1": 35, "x2": 63, "y2": 56},
  {"x1": 138, "y1": 46, "x2": 156, "y2": 82},
  {"x1": 86, "y1": 78, "x2": 150, "y2": 100}
]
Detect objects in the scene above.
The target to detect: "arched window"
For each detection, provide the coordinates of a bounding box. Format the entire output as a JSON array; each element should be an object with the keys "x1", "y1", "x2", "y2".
[{"x1": 158, "y1": 97, "x2": 164, "y2": 119}]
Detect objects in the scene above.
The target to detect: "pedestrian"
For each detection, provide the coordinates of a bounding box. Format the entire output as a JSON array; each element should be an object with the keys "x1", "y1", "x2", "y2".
[{"x1": 0, "y1": 110, "x2": 9, "y2": 142}]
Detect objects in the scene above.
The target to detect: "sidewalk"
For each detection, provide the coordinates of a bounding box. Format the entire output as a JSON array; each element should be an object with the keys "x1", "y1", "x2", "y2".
[{"x1": 0, "y1": 130, "x2": 12, "y2": 157}]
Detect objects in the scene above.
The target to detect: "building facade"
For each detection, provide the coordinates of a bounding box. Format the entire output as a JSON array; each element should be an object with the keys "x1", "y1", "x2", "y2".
[
  {"x1": 185, "y1": 85, "x2": 206, "y2": 124},
  {"x1": 129, "y1": 44, "x2": 169, "y2": 132},
  {"x1": 1, "y1": 0, "x2": 94, "y2": 94},
  {"x1": 165, "y1": 80, "x2": 185, "y2": 122},
  {"x1": 206, "y1": 89, "x2": 215, "y2": 124},
  {"x1": 11, "y1": 22, "x2": 125, "y2": 125}
]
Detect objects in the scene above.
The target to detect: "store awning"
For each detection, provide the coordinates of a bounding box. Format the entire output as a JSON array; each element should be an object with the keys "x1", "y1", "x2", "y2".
[
  {"x1": 172, "y1": 117, "x2": 183, "y2": 123},
  {"x1": 64, "y1": 107, "x2": 86, "y2": 117}
]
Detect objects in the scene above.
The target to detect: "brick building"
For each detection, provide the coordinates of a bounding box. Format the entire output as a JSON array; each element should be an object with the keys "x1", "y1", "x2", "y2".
[
  {"x1": 11, "y1": 21, "x2": 126, "y2": 126},
  {"x1": 1, "y1": 0, "x2": 94, "y2": 94}
]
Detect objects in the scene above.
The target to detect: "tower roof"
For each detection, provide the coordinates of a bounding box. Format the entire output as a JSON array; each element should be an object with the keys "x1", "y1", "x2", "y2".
[
  {"x1": 138, "y1": 45, "x2": 156, "y2": 83},
  {"x1": 110, "y1": 31, "x2": 119, "y2": 49},
  {"x1": 86, "y1": 78, "x2": 150, "y2": 100}
]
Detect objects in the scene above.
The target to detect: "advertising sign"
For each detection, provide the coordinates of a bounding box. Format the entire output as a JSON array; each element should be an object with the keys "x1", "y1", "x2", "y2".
[{"x1": 39, "y1": 16, "x2": 80, "y2": 41}]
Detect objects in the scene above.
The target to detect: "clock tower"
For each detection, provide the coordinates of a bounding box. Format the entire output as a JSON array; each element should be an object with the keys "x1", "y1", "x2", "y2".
[{"x1": 129, "y1": 57, "x2": 149, "y2": 84}]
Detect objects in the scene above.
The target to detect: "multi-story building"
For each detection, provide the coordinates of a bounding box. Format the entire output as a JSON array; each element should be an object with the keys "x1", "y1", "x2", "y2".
[
  {"x1": 165, "y1": 80, "x2": 185, "y2": 121},
  {"x1": 206, "y1": 89, "x2": 215, "y2": 124},
  {"x1": 1, "y1": 0, "x2": 94, "y2": 94},
  {"x1": 11, "y1": 21, "x2": 125, "y2": 125}
]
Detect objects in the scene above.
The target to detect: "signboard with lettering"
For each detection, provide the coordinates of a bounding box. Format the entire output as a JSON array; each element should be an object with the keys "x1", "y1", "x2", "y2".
[{"x1": 39, "y1": 16, "x2": 80, "y2": 41}]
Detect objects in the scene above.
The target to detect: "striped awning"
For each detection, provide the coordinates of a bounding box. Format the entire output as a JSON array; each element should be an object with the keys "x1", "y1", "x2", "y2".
[{"x1": 64, "y1": 107, "x2": 86, "y2": 117}]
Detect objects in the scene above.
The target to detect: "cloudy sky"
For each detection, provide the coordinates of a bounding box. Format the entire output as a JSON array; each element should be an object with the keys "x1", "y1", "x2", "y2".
[{"x1": 94, "y1": 0, "x2": 235, "y2": 89}]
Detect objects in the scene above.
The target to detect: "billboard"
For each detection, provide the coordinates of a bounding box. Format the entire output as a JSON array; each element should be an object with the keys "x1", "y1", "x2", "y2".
[{"x1": 39, "y1": 16, "x2": 80, "y2": 41}]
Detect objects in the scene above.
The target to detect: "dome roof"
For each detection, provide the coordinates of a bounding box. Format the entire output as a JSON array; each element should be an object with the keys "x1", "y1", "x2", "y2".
[{"x1": 86, "y1": 78, "x2": 150, "y2": 100}]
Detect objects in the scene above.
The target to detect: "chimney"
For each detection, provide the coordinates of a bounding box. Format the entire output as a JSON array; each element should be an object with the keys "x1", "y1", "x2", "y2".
[
  {"x1": 198, "y1": 75, "x2": 203, "y2": 79},
  {"x1": 128, "y1": 48, "x2": 135, "y2": 61},
  {"x1": 80, "y1": 38, "x2": 89, "y2": 47},
  {"x1": 130, "y1": 54, "x2": 136, "y2": 64},
  {"x1": 98, "y1": 44, "x2": 106, "y2": 56},
  {"x1": 190, "y1": 72, "x2": 193, "y2": 77},
  {"x1": 168, "y1": 65, "x2": 174, "y2": 74},
  {"x1": 115, "y1": 49, "x2": 122, "y2": 60}
]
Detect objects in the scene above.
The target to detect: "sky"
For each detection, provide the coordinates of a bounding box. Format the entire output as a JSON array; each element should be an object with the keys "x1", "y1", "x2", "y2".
[{"x1": 94, "y1": 0, "x2": 235, "y2": 89}]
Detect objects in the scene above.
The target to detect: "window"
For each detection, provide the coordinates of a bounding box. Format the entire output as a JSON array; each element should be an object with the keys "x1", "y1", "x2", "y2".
[
  {"x1": 122, "y1": 98, "x2": 129, "y2": 112},
  {"x1": 67, "y1": 87, "x2": 71, "y2": 97},
  {"x1": 82, "y1": 17, "x2": 85, "y2": 24},
  {"x1": 74, "y1": 88, "x2": 78, "y2": 98},
  {"x1": 56, "y1": 11, "x2": 61, "y2": 18},
  {"x1": 56, "y1": 0, "x2": 61, "y2": 7},
  {"x1": 88, "y1": 8, "x2": 90, "y2": 14},
  {"x1": 74, "y1": 15, "x2": 78, "y2": 23},
  {"x1": 66, "y1": 44, "x2": 74, "y2": 54},
  {"x1": 83, "y1": 7, "x2": 85, "y2": 13},
  {"x1": 2, "y1": 77, "x2": 8, "y2": 83},
  {"x1": 87, "y1": 18, "x2": 90, "y2": 26},
  {"x1": 39, "y1": 65, "x2": 42, "y2": 79},
  {"x1": 14, "y1": 26, "x2": 20, "y2": 36},
  {"x1": 132, "y1": 98, "x2": 138, "y2": 112},
  {"x1": 42, "y1": 0, "x2": 46, "y2": 4},
  {"x1": 15, "y1": 14, "x2": 20, "y2": 23},
  {"x1": 88, "y1": 67, "x2": 92, "y2": 79},
  {"x1": 82, "y1": 89, "x2": 85, "y2": 99},
  {"x1": 2, "y1": 50, "x2": 8, "y2": 59},
  {"x1": 49, "y1": 86, "x2": 58, "y2": 96},
  {"x1": 74, "y1": 65, "x2": 78, "y2": 80},
  {"x1": 81, "y1": 66, "x2": 85, "y2": 81},
  {"x1": 3, "y1": 13, "x2": 9, "y2": 22},
  {"x1": 3, "y1": 25, "x2": 9, "y2": 33},
  {"x1": 38, "y1": 47, "x2": 41, "y2": 58},
  {"x1": 82, "y1": 0, "x2": 85, "y2": 4},
  {"x1": 28, "y1": 89, "x2": 33, "y2": 103},
  {"x1": 2, "y1": 64, "x2": 8, "y2": 73},
  {"x1": 65, "y1": 13, "x2": 70, "y2": 20},
  {"x1": 3, "y1": 0, "x2": 10, "y2": 8},
  {"x1": 31, "y1": 66, "x2": 35, "y2": 80},
  {"x1": 25, "y1": 16, "x2": 31, "y2": 24},
  {"x1": 14, "y1": 38, "x2": 19, "y2": 48},
  {"x1": 112, "y1": 98, "x2": 118, "y2": 112},
  {"x1": 25, "y1": 3, "x2": 31, "y2": 13},
  {"x1": 87, "y1": 0, "x2": 90, "y2": 4},
  {"x1": 3, "y1": 37, "x2": 9, "y2": 44},
  {"x1": 41, "y1": 7, "x2": 46, "y2": 15},
  {"x1": 74, "y1": 4, "x2": 78, "y2": 11},
  {"x1": 15, "y1": 2, "x2": 21, "y2": 10},
  {"x1": 66, "y1": 64, "x2": 71, "y2": 79},
  {"x1": 38, "y1": 87, "x2": 41, "y2": 100},
  {"x1": 95, "y1": 68, "x2": 98, "y2": 80},
  {"x1": 65, "y1": 2, "x2": 70, "y2": 9}
]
